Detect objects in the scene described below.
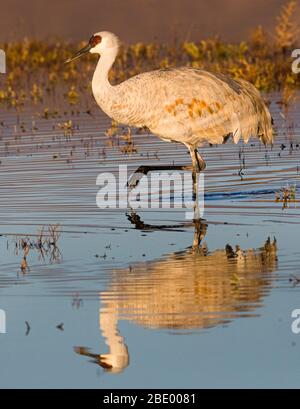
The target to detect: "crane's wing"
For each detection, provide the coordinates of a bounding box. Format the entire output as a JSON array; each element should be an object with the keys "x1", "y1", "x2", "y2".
[{"x1": 117, "y1": 68, "x2": 273, "y2": 146}]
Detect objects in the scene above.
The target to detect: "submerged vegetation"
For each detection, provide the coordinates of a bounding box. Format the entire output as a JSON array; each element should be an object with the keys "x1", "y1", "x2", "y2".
[{"x1": 0, "y1": 0, "x2": 299, "y2": 110}]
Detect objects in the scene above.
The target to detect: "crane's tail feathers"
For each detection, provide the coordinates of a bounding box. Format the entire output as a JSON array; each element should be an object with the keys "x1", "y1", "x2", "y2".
[
  {"x1": 257, "y1": 101, "x2": 273, "y2": 146},
  {"x1": 233, "y1": 79, "x2": 273, "y2": 146}
]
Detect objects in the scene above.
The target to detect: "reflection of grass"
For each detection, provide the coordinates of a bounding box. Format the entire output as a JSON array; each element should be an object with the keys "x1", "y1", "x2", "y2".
[
  {"x1": 0, "y1": 0, "x2": 299, "y2": 110},
  {"x1": 275, "y1": 184, "x2": 297, "y2": 209}
]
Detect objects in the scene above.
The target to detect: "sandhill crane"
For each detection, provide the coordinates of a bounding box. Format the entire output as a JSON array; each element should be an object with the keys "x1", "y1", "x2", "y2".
[{"x1": 66, "y1": 31, "x2": 273, "y2": 200}]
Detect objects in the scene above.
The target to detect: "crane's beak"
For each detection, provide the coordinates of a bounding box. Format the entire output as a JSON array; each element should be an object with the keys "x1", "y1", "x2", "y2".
[{"x1": 65, "y1": 43, "x2": 92, "y2": 64}]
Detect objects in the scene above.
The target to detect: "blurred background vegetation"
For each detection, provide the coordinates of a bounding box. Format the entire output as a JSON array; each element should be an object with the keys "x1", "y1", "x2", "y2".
[{"x1": 0, "y1": 0, "x2": 299, "y2": 110}]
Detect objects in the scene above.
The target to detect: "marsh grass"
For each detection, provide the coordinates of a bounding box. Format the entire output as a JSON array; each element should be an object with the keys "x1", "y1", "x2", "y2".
[
  {"x1": 14, "y1": 224, "x2": 62, "y2": 272},
  {"x1": 275, "y1": 184, "x2": 297, "y2": 209}
]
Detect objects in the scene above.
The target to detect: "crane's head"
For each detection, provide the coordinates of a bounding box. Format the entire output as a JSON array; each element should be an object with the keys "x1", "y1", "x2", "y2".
[{"x1": 65, "y1": 31, "x2": 120, "y2": 63}]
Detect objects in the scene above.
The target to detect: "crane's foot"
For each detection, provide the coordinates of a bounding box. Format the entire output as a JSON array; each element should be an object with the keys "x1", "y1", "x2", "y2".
[
  {"x1": 126, "y1": 212, "x2": 146, "y2": 229},
  {"x1": 127, "y1": 166, "x2": 149, "y2": 190}
]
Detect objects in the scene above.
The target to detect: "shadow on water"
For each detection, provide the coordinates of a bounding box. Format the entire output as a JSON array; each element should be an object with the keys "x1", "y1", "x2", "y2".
[{"x1": 75, "y1": 216, "x2": 277, "y2": 373}]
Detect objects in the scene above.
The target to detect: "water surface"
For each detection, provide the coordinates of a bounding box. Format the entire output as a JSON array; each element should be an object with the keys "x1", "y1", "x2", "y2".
[{"x1": 0, "y1": 94, "x2": 300, "y2": 388}]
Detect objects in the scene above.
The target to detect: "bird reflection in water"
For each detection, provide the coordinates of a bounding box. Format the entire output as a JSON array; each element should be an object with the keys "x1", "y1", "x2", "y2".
[{"x1": 75, "y1": 214, "x2": 277, "y2": 373}]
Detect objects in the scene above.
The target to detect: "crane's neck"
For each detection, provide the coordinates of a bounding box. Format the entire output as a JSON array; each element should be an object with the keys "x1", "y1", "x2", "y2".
[{"x1": 92, "y1": 47, "x2": 118, "y2": 98}]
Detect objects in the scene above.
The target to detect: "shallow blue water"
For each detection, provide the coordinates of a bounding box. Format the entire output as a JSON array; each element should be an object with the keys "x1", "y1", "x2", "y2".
[{"x1": 0, "y1": 94, "x2": 300, "y2": 388}]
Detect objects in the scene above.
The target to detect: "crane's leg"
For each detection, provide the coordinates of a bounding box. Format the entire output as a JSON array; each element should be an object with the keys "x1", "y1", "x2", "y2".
[
  {"x1": 189, "y1": 149, "x2": 206, "y2": 202},
  {"x1": 127, "y1": 164, "x2": 192, "y2": 189},
  {"x1": 127, "y1": 148, "x2": 206, "y2": 217},
  {"x1": 127, "y1": 150, "x2": 206, "y2": 190}
]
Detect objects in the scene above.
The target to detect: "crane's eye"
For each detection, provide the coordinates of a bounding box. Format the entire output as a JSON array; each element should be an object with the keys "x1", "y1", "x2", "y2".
[{"x1": 89, "y1": 35, "x2": 102, "y2": 47}]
